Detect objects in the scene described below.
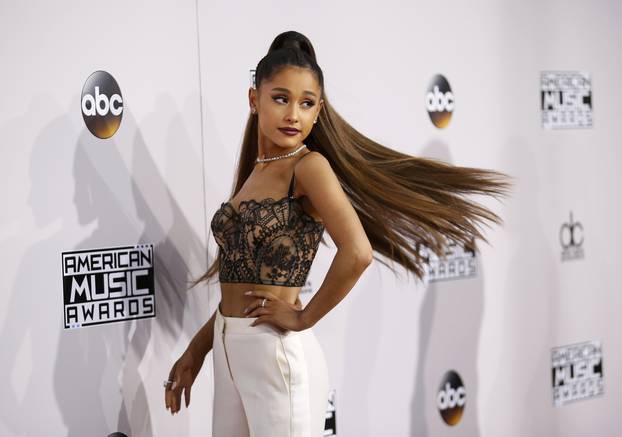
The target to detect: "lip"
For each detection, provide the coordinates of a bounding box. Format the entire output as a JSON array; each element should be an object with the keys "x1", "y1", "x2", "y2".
[{"x1": 278, "y1": 127, "x2": 300, "y2": 135}]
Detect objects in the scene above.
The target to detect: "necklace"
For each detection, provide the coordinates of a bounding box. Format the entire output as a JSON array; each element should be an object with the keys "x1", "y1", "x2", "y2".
[{"x1": 255, "y1": 144, "x2": 307, "y2": 164}]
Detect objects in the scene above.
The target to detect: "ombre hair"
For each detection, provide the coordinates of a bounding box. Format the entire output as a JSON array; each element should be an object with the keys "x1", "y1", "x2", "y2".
[{"x1": 191, "y1": 30, "x2": 512, "y2": 287}]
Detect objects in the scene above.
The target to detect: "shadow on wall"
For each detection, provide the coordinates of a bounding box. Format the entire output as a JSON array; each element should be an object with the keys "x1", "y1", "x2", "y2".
[
  {"x1": 338, "y1": 256, "x2": 384, "y2": 436},
  {"x1": 0, "y1": 92, "x2": 208, "y2": 436},
  {"x1": 0, "y1": 95, "x2": 83, "y2": 436},
  {"x1": 410, "y1": 140, "x2": 483, "y2": 437},
  {"x1": 55, "y1": 97, "x2": 208, "y2": 437},
  {"x1": 485, "y1": 134, "x2": 559, "y2": 437},
  {"x1": 54, "y1": 109, "x2": 140, "y2": 437},
  {"x1": 123, "y1": 94, "x2": 210, "y2": 435}
]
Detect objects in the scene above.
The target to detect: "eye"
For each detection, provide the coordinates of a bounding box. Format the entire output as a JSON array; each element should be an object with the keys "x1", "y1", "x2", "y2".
[{"x1": 272, "y1": 95, "x2": 315, "y2": 108}]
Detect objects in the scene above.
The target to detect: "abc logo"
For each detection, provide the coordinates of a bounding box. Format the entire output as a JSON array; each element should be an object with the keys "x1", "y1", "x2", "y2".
[
  {"x1": 559, "y1": 211, "x2": 584, "y2": 249},
  {"x1": 437, "y1": 370, "x2": 466, "y2": 426},
  {"x1": 426, "y1": 74, "x2": 454, "y2": 128},
  {"x1": 81, "y1": 70, "x2": 123, "y2": 139}
]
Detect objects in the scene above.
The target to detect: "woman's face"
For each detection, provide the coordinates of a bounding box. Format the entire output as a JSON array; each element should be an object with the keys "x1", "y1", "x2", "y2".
[{"x1": 250, "y1": 66, "x2": 323, "y2": 151}]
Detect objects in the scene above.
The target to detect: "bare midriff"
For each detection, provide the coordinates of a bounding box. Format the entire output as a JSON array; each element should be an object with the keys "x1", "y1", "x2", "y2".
[{"x1": 218, "y1": 282, "x2": 301, "y2": 318}]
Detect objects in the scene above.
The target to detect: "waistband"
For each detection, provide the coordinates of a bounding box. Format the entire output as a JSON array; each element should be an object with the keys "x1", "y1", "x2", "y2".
[{"x1": 216, "y1": 302, "x2": 299, "y2": 337}]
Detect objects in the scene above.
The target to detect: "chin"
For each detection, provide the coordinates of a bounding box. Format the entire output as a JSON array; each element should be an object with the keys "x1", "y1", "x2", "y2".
[{"x1": 274, "y1": 137, "x2": 298, "y2": 148}]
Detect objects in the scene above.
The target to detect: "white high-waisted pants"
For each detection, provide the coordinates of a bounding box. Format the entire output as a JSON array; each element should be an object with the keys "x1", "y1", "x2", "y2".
[{"x1": 213, "y1": 303, "x2": 330, "y2": 437}]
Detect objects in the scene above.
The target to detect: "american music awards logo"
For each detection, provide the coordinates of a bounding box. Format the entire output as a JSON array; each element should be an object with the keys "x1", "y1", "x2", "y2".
[
  {"x1": 541, "y1": 71, "x2": 592, "y2": 129},
  {"x1": 551, "y1": 340, "x2": 604, "y2": 407},
  {"x1": 419, "y1": 238, "x2": 477, "y2": 282},
  {"x1": 559, "y1": 211, "x2": 584, "y2": 261},
  {"x1": 324, "y1": 388, "x2": 337, "y2": 436},
  {"x1": 62, "y1": 244, "x2": 156, "y2": 329}
]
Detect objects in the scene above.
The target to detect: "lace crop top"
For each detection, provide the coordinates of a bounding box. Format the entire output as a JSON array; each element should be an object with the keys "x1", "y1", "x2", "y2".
[{"x1": 210, "y1": 153, "x2": 325, "y2": 287}]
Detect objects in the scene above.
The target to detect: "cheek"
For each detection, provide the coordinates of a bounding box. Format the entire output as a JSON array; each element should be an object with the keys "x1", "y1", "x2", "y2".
[
  {"x1": 258, "y1": 113, "x2": 276, "y2": 131},
  {"x1": 263, "y1": 108, "x2": 281, "y2": 124},
  {"x1": 303, "y1": 114, "x2": 316, "y2": 130}
]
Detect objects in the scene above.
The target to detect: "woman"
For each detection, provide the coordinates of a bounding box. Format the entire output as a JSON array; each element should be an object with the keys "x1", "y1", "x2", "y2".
[{"x1": 164, "y1": 30, "x2": 511, "y2": 436}]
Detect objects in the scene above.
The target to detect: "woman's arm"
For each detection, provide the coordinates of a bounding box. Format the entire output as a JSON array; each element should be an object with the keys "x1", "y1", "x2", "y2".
[
  {"x1": 294, "y1": 151, "x2": 374, "y2": 329},
  {"x1": 187, "y1": 295, "x2": 305, "y2": 358},
  {"x1": 301, "y1": 247, "x2": 372, "y2": 328},
  {"x1": 187, "y1": 309, "x2": 217, "y2": 359}
]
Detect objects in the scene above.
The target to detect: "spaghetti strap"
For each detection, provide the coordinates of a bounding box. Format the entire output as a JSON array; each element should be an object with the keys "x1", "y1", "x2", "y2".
[{"x1": 288, "y1": 151, "x2": 314, "y2": 198}]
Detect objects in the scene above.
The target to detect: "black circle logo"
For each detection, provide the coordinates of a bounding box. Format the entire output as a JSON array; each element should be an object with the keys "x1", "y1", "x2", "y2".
[
  {"x1": 426, "y1": 74, "x2": 454, "y2": 128},
  {"x1": 81, "y1": 70, "x2": 123, "y2": 139},
  {"x1": 437, "y1": 370, "x2": 466, "y2": 426}
]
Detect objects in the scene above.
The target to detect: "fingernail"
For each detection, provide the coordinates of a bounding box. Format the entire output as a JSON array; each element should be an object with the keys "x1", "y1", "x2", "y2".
[
  {"x1": 243, "y1": 307, "x2": 248, "y2": 313},
  {"x1": 245, "y1": 291, "x2": 252, "y2": 295}
]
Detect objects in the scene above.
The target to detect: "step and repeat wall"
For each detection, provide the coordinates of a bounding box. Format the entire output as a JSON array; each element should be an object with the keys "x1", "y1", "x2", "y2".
[{"x1": 1, "y1": 1, "x2": 620, "y2": 436}]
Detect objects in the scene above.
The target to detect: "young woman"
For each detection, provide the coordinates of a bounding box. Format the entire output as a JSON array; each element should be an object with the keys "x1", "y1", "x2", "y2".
[{"x1": 164, "y1": 31, "x2": 511, "y2": 436}]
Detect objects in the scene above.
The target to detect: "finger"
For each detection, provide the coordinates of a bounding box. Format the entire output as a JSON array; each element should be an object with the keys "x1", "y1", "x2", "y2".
[
  {"x1": 165, "y1": 390, "x2": 171, "y2": 410},
  {"x1": 172, "y1": 394, "x2": 177, "y2": 413},
  {"x1": 245, "y1": 289, "x2": 276, "y2": 300},
  {"x1": 243, "y1": 301, "x2": 259, "y2": 315},
  {"x1": 250, "y1": 315, "x2": 270, "y2": 327},
  {"x1": 184, "y1": 384, "x2": 192, "y2": 408},
  {"x1": 177, "y1": 391, "x2": 186, "y2": 413},
  {"x1": 246, "y1": 307, "x2": 269, "y2": 318},
  {"x1": 167, "y1": 393, "x2": 176, "y2": 413},
  {"x1": 252, "y1": 316, "x2": 284, "y2": 334},
  {"x1": 166, "y1": 363, "x2": 178, "y2": 411},
  {"x1": 244, "y1": 300, "x2": 271, "y2": 315},
  {"x1": 174, "y1": 389, "x2": 183, "y2": 412},
  {"x1": 175, "y1": 387, "x2": 184, "y2": 413},
  {"x1": 172, "y1": 374, "x2": 183, "y2": 413}
]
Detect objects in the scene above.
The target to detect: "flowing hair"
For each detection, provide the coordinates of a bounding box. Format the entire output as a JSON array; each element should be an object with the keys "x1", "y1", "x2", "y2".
[{"x1": 191, "y1": 30, "x2": 513, "y2": 287}]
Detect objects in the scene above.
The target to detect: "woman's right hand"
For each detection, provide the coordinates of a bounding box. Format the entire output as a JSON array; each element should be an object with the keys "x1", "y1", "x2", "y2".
[{"x1": 164, "y1": 348, "x2": 206, "y2": 415}]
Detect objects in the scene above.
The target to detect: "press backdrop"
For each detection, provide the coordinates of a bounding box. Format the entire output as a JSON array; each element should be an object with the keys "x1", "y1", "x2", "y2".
[{"x1": 1, "y1": 1, "x2": 620, "y2": 436}]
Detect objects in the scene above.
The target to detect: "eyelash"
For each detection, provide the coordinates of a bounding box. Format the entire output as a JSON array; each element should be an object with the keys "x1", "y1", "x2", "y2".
[{"x1": 272, "y1": 96, "x2": 315, "y2": 108}]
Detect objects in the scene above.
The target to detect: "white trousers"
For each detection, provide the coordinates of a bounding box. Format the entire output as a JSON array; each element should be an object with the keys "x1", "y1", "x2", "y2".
[{"x1": 213, "y1": 303, "x2": 330, "y2": 437}]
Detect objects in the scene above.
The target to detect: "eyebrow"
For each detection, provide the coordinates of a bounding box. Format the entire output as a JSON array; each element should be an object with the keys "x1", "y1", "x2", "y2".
[{"x1": 270, "y1": 87, "x2": 317, "y2": 98}]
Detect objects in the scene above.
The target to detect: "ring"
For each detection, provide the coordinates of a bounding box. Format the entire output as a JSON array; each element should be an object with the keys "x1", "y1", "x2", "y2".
[
  {"x1": 163, "y1": 379, "x2": 173, "y2": 388},
  {"x1": 261, "y1": 298, "x2": 267, "y2": 307}
]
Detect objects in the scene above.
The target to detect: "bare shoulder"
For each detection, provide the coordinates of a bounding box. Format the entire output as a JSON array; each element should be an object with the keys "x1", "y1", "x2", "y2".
[
  {"x1": 294, "y1": 151, "x2": 333, "y2": 197},
  {"x1": 296, "y1": 150, "x2": 329, "y2": 168},
  {"x1": 293, "y1": 150, "x2": 372, "y2": 258}
]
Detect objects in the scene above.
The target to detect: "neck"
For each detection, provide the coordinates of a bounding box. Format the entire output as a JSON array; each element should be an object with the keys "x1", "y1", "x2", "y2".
[{"x1": 257, "y1": 139, "x2": 304, "y2": 160}]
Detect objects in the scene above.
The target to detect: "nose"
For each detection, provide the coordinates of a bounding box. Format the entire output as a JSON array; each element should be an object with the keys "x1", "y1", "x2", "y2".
[{"x1": 285, "y1": 103, "x2": 299, "y2": 123}]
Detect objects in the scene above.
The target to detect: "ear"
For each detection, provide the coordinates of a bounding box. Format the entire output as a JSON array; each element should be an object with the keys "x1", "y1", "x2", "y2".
[
  {"x1": 248, "y1": 87, "x2": 256, "y2": 111},
  {"x1": 318, "y1": 98, "x2": 324, "y2": 116}
]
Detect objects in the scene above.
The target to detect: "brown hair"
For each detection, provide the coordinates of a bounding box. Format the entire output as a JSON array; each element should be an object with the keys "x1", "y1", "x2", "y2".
[{"x1": 191, "y1": 30, "x2": 513, "y2": 287}]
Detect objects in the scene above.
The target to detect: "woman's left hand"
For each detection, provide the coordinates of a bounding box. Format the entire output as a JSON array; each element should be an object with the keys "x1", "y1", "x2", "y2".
[{"x1": 244, "y1": 290, "x2": 307, "y2": 334}]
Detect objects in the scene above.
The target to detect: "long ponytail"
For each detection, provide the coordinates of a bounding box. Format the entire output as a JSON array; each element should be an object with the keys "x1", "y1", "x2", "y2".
[{"x1": 191, "y1": 30, "x2": 512, "y2": 287}]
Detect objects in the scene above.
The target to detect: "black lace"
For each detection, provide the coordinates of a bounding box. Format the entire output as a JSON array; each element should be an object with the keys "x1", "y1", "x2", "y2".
[{"x1": 210, "y1": 157, "x2": 325, "y2": 287}]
